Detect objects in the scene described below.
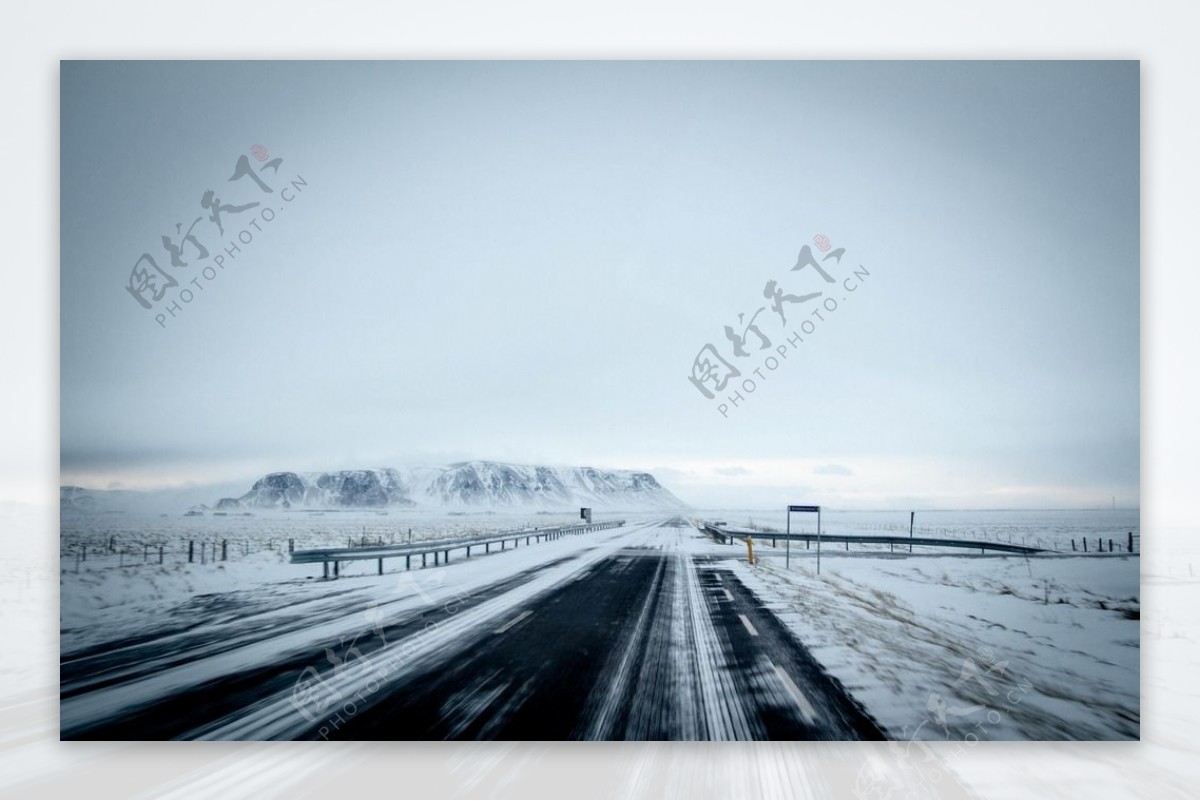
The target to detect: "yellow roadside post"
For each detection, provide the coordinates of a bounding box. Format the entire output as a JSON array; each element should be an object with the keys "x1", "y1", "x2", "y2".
[{"x1": 746, "y1": 535, "x2": 756, "y2": 566}]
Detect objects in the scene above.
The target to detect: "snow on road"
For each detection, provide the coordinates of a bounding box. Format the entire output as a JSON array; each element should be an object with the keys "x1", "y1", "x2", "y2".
[
  {"x1": 61, "y1": 513, "x2": 1139, "y2": 743},
  {"x1": 62, "y1": 519, "x2": 668, "y2": 737}
]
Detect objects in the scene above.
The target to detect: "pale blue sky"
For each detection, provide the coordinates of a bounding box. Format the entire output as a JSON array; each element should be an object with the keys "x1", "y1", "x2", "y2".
[{"x1": 60, "y1": 61, "x2": 1139, "y2": 509}]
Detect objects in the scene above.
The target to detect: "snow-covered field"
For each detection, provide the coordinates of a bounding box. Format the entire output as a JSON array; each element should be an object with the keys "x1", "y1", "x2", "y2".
[{"x1": 735, "y1": 544, "x2": 1139, "y2": 742}]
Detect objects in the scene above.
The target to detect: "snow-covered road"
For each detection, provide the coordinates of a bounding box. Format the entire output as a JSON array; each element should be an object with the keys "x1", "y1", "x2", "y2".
[{"x1": 61, "y1": 518, "x2": 882, "y2": 740}]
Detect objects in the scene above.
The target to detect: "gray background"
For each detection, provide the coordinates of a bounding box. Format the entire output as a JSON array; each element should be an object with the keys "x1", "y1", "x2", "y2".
[{"x1": 0, "y1": 0, "x2": 1195, "y2": 797}]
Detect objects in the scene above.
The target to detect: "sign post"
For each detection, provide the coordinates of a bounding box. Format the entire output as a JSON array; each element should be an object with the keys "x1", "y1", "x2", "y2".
[{"x1": 787, "y1": 505, "x2": 821, "y2": 573}]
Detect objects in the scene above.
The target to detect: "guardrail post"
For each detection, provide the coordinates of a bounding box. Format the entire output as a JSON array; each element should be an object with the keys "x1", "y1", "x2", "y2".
[
  {"x1": 1071, "y1": 539, "x2": 1076, "y2": 551},
  {"x1": 1109, "y1": 538, "x2": 1114, "y2": 553},
  {"x1": 334, "y1": 561, "x2": 340, "y2": 578},
  {"x1": 159, "y1": 545, "x2": 164, "y2": 564},
  {"x1": 323, "y1": 561, "x2": 329, "y2": 580},
  {"x1": 188, "y1": 541, "x2": 194, "y2": 563},
  {"x1": 434, "y1": 551, "x2": 440, "y2": 566},
  {"x1": 466, "y1": 545, "x2": 471, "y2": 558},
  {"x1": 486, "y1": 542, "x2": 490, "y2": 553},
  {"x1": 378, "y1": 557, "x2": 383, "y2": 575},
  {"x1": 1128, "y1": 532, "x2": 1133, "y2": 553},
  {"x1": 444, "y1": 550, "x2": 450, "y2": 563},
  {"x1": 222, "y1": 540, "x2": 228, "y2": 561},
  {"x1": 1083, "y1": 538, "x2": 1087, "y2": 552}
]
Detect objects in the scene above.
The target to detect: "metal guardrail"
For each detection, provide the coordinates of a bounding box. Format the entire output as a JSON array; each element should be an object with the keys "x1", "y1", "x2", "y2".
[
  {"x1": 291, "y1": 519, "x2": 625, "y2": 579},
  {"x1": 701, "y1": 524, "x2": 1049, "y2": 555}
]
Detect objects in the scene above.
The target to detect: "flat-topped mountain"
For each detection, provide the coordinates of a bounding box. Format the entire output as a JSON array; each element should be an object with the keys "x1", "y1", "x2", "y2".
[{"x1": 214, "y1": 461, "x2": 687, "y2": 511}]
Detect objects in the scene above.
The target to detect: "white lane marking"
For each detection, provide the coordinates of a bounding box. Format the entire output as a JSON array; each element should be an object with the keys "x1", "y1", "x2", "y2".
[
  {"x1": 493, "y1": 610, "x2": 533, "y2": 634},
  {"x1": 738, "y1": 613, "x2": 759, "y2": 637},
  {"x1": 773, "y1": 662, "x2": 820, "y2": 725},
  {"x1": 723, "y1": 588, "x2": 734, "y2": 602}
]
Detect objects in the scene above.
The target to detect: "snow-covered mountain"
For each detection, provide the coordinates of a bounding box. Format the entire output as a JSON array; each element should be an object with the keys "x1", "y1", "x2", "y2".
[
  {"x1": 216, "y1": 462, "x2": 687, "y2": 511},
  {"x1": 217, "y1": 468, "x2": 413, "y2": 510}
]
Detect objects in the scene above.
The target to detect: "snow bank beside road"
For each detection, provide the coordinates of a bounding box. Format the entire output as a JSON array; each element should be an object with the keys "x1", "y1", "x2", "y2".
[{"x1": 737, "y1": 551, "x2": 1139, "y2": 741}]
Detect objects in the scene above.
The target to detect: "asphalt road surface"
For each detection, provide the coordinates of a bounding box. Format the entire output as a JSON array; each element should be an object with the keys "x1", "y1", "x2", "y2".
[{"x1": 62, "y1": 519, "x2": 884, "y2": 741}]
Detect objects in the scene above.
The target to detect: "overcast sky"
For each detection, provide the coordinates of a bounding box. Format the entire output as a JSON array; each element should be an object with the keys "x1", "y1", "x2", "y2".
[{"x1": 60, "y1": 61, "x2": 1139, "y2": 509}]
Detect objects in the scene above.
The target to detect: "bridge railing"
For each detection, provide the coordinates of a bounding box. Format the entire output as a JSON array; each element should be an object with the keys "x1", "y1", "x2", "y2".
[{"x1": 291, "y1": 519, "x2": 625, "y2": 579}]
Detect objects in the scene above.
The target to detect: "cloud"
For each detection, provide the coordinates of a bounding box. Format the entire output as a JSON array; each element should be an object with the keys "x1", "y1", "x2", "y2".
[
  {"x1": 713, "y1": 466, "x2": 752, "y2": 477},
  {"x1": 648, "y1": 466, "x2": 690, "y2": 480},
  {"x1": 813, "y1": 463, "x2": 854, "y2": 476}
]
